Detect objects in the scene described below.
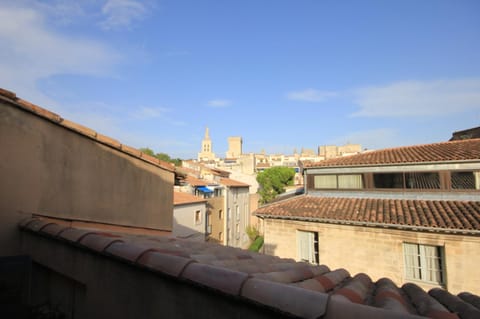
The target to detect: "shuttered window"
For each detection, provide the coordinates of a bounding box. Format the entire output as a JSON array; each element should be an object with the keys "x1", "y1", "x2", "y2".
[
  {"x1": 297, "y1": 230, "x2": 319, "y2": 264},
  {"x1": 404, "y1": 243, "x2": 444, "y2": 285}
]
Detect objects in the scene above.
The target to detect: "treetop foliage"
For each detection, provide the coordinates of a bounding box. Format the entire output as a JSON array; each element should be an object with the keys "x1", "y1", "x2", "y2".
[
  {"x1": 256, "y1": 166, "x2": 295, "y2": 204},
  {"x1": 139, "y1": 147, "x2": 182, "y2": 166}
]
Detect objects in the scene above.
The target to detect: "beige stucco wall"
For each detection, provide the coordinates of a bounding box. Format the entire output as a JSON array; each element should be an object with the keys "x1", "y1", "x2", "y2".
[
  {"x1": 262, "y1": 218, "x2": 480, "y2": 295},
  {"x1": 0, "y1": 101, "x2": 174, "y2": 256}
]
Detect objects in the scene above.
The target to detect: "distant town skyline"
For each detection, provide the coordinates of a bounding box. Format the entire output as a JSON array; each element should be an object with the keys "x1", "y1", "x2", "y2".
[{"x1": 1, "y1": 0, "x2": 479, "y2": 159}]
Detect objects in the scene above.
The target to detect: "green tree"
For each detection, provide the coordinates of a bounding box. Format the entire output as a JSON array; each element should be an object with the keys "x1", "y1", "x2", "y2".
[
  {"x1": 139, "y1": 148, "x2": 183, "y2": 166},
  {"x1": 256, "y1": 166, "x2": 295, "y2": 204},
  {"x1": 139, "y1": 147, "x2": 155, "y2": 157}
]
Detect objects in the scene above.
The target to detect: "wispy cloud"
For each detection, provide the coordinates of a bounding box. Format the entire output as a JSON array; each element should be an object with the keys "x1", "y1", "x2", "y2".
[
  {"x1": 286, "y1": 88, "x2": 338, "y2": 102},
  {"x1": 100, "y1": 0, "x2": 148, "y2": 30},
  {"x1": 32, "y1": 0, "x2": 87, "y2": 26},
  {"x1": 352, "y1": 78, "x2": 480, "y2": 117},
  {"x1": 207, "y1": 99, "x2": 232, "y2": 107},
  {"x1": 0, "y1": 4, "x2": 120, "y2": 106}
]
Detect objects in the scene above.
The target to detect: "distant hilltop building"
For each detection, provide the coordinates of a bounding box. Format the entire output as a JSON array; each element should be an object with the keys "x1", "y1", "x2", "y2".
[
  {"x1": 195, "y1": 128, "x2": 364, "y2": 188},
  {"x1": 318, "y1": 143, "x2": 362, "y2": 160},
  {"x1": 449, "y1": 126, "x2": 480, "y2": 141},
  {"x1": 197, "y1": 127, "x2": 216, "y2": 162},
  {"x1": 226, "y1": 136, "x2": 242, "y2": 158}
]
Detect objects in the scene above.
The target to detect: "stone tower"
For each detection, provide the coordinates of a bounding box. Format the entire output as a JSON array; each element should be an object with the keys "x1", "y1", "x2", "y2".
[
  {"x1": 197, "y1": 127, "x2": 216, "y2": 161},
  {"x1": 226, "y1": 136, "x2": 242, "y2": 158}
]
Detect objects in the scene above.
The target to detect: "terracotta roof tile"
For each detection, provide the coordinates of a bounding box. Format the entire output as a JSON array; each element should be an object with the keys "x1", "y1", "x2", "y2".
[
  {"x1": 181, "y1": 263, "x2": 249, "y2": 296},
  {"x1": 219, "y1": 177, "x2": 250, "y2": 187},
  {"x1": 39, "y1": 223, "x2": 69, "y2": 237},
  {"x1": 58, "y1": 228, "x2": 95, "y2": 243},
  {"x1": 305, "y1": 139, "x2": 480, "y2": 168},
  {"x1": 0, "y1": 88, "x2": 174, "y2": 173},
  {"x1": 79, "y1": 233, "x2": 124, "y2": 252},
  {"x1": 173, "y1": 191, "x2": 207, "y2": 205},
  {"x1": 403, "y1": 283, "x2": 460, "y2": 319},
  {"x1": 184, "y1": 175, "x2": 210, "y2": 187},
  {"x1": 241, "y1": 278, "x2": 329, "y2": 318},
  {"x1": 61, "y1": 119, "x2": 97, "y2": 138},
  {"x1": 254, "y1": 195, "x2": 480, "y2": 233},
  {"x1": 137, "y1": 251, "x2": 194, "y2": 277},
  {"x1": 19, "y1": 217, "x2": 480, "y2": 319},
  {"x1": 104, "y1": 242, "x2": 152, "y2": 263},
  {"x1": 429, "y1": 288, "x2": 480, "y2": 319}
]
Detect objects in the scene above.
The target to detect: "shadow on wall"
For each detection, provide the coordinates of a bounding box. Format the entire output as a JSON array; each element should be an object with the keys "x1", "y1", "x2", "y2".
[{"x1": 172, "y1": 217, "x2": 205, "y2": 241}]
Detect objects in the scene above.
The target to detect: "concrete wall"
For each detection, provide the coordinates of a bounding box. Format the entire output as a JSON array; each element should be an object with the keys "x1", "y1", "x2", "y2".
[
  {"x1": 262, "y1": 218, "x2": 480, "y2": 295},
  {"x1": 0, "y1": 101, "x2": 174, "y2": 256},
  {"x1": 173, "y1": 202, "x2": 206, "y2": 240},
  {"x1": 20, "y1": 231, "x2": 286, "y2": 319}
]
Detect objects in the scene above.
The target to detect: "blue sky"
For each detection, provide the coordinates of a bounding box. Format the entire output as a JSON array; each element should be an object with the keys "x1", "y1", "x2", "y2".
[{"x1": 1, "y1": 0, "x2": 480, "y2": 159}]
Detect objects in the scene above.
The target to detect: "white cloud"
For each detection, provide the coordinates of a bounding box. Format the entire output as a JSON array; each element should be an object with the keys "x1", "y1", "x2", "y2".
[
  {"x1": 207, "y1": 99, "x2": 232, "y2": 107},
  {"x1": 352, "y1": 78, "x2": 480, "y2": 117},
  {"x1": 286, "y1": 88, "x2": 338, "y2": 102},
  {"x1": 100, "y1": 0, "x2": 147, "y2": 30},
  {"x1": 0, "y1": 4, "x2": 120, "y2": 106}
]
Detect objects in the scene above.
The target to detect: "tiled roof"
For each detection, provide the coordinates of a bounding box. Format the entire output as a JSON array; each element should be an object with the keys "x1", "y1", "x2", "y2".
[
  {"x1": 304, "y1": 139, "x2": 480, "y2": 168},
  {"x1": 254, "y1": 195, "x2": 480, "y2": 234},
  {"x1": 219, "y1": 177, "x2": 250, "y2": 187},
  {"x1": 20, "y1": 217, "x2": 480, "y2": 319},
  {"x1": 174, "y1": 192, "x2": 207, "y2": 205},
  {"x1": 256, "y1": 163, "x2": 271, "y2": 168},
  {"x1": 0, "y1": 88, "x2": 174, "y2": 172},
  {"x1": 185, "y1": 175, "x2": 211, "y2": 187}
]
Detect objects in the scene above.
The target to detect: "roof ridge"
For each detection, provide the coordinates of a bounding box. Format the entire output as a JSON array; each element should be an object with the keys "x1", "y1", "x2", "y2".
[
  {"x1": 305, "y1": 138, "x2": 480, "y2": 168},
  {"x1": 0, "y1": 88, "x2": 174, "y2": 173}
]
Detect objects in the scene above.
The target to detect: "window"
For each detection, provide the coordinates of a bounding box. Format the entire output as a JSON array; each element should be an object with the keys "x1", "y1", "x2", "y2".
[
  {"x1": 374, "y1": 172, "x2": 440, "y2": 189},
  {"x1": 451, "y1": 171, "x2": 480, "y2": 190},
  {"x1": 206, "y1": 212, "x2": 211, "y2": 233},
  {"x1": 338, "y1": 175, "x2": 363, "y2": 189},
  {"x1": 314, "y1": 174, "x2": 363, "y2": 189},
  {"x1": 374, "y1": 173, "x2": 404, "y2": 188},
  {"x1": 235, "y1": 223, "x2": 240, "y2": 239},
  {"x1": 218, "y1": 209, "x2": 223, "y2": 220},
  {"x1": 314, "y1": 175, "x2": 337, "y2": 189},
  {"x1": 403, "y1": 243, "x2": 444, "y2": 284},
  {"x1": 235, "y1": 205, "x2": 240, "y2": 221},
  {"x1": 297, "y1": 230, "x2": 319, "y2": 264},
  {"x1": 227, "y1": 208, "x2": 231, "y2": 220},
  {"x1": 194, "y1": 210, "x2": 202, "y2": 225},
  {"x1": 214, "y1": 188, "x2": 223, "y2": 197},
  {"x1": 405, "y1": 173, "x2": 440, "y2": 189}
]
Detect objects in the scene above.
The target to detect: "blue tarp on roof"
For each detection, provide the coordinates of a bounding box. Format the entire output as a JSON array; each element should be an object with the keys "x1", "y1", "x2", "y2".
[{"x1": 197, "y1": 186, "x2": 213, "y2": 193}]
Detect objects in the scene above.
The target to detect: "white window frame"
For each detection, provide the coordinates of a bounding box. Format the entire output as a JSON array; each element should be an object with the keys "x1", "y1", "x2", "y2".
[
  {"x1": 296, "y1": 230, "x2": 318, "y2": 264},
  {"x1": 403, "y1": 243, "x2": 445, "y2": 285}
]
